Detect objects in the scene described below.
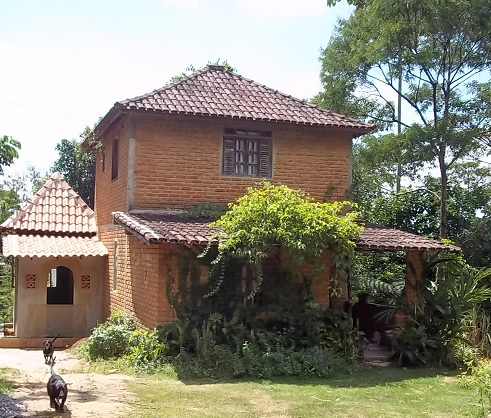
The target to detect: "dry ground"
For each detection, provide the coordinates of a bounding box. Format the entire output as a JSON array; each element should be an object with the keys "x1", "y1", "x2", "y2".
[{"x1": 0, "y1": 348, "x2": 135, "y2": 418}]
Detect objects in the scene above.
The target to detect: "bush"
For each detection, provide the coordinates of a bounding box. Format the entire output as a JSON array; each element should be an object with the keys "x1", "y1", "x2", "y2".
[
  {"x1": 460, "y1": 360, "x2": 491, "y2": 417},
  {"x1": 79, "y1": 310, "x2": 136, "y2": 360},
  {"x1": 126, "y1": 328, "x2": 167, "y2": 372},
  {"x1": 171, "y1": 339, "x2": 351, "y2": 379}
]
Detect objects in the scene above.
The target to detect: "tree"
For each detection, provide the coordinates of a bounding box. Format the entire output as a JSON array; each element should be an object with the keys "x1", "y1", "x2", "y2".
[
  {"x1": 169, "y1": 59, "x2": 236, "y2": 83},
  {"x1": 51, "y1": 127, "x2": 95, "y2": 208},
  {"x1": 0, "y1": 135, "x2": 21, "y2": 176},
  {"x1": 317, "y1": 0, "x2": 491, "y2": 238},
  {"x1": 0, "y1": 134, "x2": 21, "y2": 323}
]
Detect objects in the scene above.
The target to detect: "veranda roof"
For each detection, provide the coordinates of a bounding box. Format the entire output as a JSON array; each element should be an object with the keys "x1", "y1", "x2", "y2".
[
  {"x1": 112, "y1": 210, "x2": 460, "y2": 252},
  {"x1": 2, "y1": 235, "x2": 108, "y2": 257}
]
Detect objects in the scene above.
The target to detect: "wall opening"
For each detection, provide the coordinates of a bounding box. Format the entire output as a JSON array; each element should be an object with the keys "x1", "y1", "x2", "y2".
[{"x1": 47, "y1": 266, "x2": 74, "y2": 305}]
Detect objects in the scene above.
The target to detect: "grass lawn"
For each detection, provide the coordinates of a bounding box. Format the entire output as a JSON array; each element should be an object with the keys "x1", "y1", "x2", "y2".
[{"x1": 128, "y1": 367, "x2": 481, "y2": 418}]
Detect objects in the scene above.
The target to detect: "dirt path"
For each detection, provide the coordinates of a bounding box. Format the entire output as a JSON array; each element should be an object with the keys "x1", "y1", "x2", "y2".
[{"x1": 0, "y1": 348, "x2": 135, "y2": 418}]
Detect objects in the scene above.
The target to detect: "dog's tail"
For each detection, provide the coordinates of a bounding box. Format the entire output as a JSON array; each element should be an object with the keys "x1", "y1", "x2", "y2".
[
  {"x1": 50, "y1": 356, "x2": 57, "y2": 375},
  {"x1": 51, "y1": 333, "x2": 60, "y2": 345}
]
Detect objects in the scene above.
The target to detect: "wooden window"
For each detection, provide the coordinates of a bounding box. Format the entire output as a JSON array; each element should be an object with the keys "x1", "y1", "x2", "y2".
[
  {"x1": 222, "y1": 128, "x2": 272, "y2": 178},
  {"x1": 111, "y1": 139, "x2": 119, "y2": 180}
]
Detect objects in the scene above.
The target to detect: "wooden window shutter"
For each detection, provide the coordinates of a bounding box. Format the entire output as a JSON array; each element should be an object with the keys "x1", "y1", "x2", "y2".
[
  {"x1": 223, "y1": 139, "x2": 235, "y2": 175},
  {"x1": 259, "y1": 140, "x2": 272, "y2": 178}
]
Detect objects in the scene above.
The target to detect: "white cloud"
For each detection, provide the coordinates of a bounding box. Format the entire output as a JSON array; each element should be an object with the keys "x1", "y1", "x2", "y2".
[{"x1": 237, "y1": 0, "x2": 326, "y2": 19}]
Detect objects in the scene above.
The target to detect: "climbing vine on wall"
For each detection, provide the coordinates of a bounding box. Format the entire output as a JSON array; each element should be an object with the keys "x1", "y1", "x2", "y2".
[{"x1": 202, "y1": 182, "x2": 363, "y2": 297}]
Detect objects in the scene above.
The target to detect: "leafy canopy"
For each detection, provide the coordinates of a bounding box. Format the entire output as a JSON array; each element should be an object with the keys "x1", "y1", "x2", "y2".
[
  {"x1": 0, "y1": 135, "x2": 21, "y2": 176},
  {"x1": 51, "y1": 127, "x2": 96, "y2": 208},
  {"x1": 318, "y1": 0, "x2": 491, "y2": 238},
  {"x1": 210, "y1": 182, "x2": 363, "y2": 266}
]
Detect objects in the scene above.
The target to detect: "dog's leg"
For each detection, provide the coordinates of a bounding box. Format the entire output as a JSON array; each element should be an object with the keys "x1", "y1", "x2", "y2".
[{"x1": 59, "y1": 395, "x2": 66, "y2": 412}]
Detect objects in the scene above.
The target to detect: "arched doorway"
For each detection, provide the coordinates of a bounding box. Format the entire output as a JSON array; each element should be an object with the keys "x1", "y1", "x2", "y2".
[{"x1": 47, "y1": 266, "x2": 74, "y2": 305}]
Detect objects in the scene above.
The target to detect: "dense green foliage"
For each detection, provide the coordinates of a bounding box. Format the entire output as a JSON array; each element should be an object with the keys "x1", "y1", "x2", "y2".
[
  {"x1": 0, "y1": 136, "x2": 21, "y2": 324},
  {"x1": 319, "y1": 0, "x2": 491, "y2": 238},
  {"x1": 389, "y1": 259, "x2": 491, "y2": 367},
  {"x1": 78, "y1": 310, "x2": 137, "y2": 359},
  {"x1": 0, "y1": 136, "x2": 21, "y2": 176},
  {"x1": 52, "y1": 134, "x2": 95, "y2": 208},
  {"x1": 0, "y1": 261, "x2": 13, "y2": 323},
  {"x1": 208, "y1": 182, "x2": 362, "y2": 297},
  {"x1": 80, "y1": 306, "x2": 355, "y2": 379}
]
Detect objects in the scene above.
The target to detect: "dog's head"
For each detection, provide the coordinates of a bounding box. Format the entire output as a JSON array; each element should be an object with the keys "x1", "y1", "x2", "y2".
[{"x1": 43, "y1": 340, "x2": 53, "y2": 351}]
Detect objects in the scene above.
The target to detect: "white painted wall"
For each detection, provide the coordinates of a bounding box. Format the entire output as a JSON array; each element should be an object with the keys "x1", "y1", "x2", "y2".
[{"x1": 14, "y1": 256, "x2": 105, "y2": 338}]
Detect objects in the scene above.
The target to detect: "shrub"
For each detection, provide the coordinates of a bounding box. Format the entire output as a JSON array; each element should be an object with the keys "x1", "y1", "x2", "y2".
[
  {"x1": 460, "y1": 360, "x2": 491, "y2": 417},
  {"x1": 79, "y1": 310, "x2": 135, "y2": 360},
  {"x1": 126, "y1": 328, "x2": 167, "y2": 372},
  {"x1": 171, "y1": 337, "x2": 351, "y2": 379}
]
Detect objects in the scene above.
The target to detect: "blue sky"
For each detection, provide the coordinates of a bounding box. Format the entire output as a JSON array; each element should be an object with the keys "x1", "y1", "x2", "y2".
[{"x1": 0, "y1": 0, "x2": 352, "y2": 179}]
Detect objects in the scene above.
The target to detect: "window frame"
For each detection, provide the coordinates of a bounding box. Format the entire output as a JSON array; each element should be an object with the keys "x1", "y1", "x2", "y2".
[
  {"x1": 111, "y1": 138, "x2": 119, "y2": 180},
  {"x1": 222, "y1": 128, "x2": 272, "y2": 178}
]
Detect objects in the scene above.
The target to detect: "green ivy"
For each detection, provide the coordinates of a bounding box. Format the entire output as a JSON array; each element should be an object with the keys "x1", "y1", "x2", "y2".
[{"x1": 204, "y1": 182, "x2": 363, "y2": 297}]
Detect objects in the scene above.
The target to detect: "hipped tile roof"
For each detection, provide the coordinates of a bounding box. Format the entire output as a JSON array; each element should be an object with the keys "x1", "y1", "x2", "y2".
[
  {"x1": 104, "y1": 65, "x2": 373, "y2": 135},
  {"x1": 1, "y1": 172, "x2": 107, "y2": 258},
  {"x1": 113, "y1": 211, "x2": 460, "y2": 253},
  {"x1": 1, "y1": 172, "x2": 96, "y2": 236},
  {"x1": 2, "y1": 235, "x2": 108, "y2": 258}
]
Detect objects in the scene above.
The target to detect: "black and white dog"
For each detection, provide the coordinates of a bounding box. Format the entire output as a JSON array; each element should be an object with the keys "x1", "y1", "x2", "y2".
[
  {"x1": 46, "y1": 356, "x2": 68, "y2": 413},
  {"x1": 42, "y1": 334, "x2": 59, "y2": 364}
]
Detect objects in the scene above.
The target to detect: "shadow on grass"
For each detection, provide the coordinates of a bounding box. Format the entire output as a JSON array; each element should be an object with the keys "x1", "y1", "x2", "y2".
[{"x1": 175, "y1": 365, "x2": 460, "y2": 388}]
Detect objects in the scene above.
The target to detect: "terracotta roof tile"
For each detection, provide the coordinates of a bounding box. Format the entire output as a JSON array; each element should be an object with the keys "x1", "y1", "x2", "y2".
[
  {"x1": 356, "y1": 223, "x2": 460, "y2": 252},
  {"x1": 1, "y1": 172, "x2": 96, "y2": 236},
  {"x1": 113, "y1": 212, "x2": 460, "y2": 252},
  {"x1": 2, "y1": 235, "x2": 108, "y2": 257},
  {"x1": 113, "y1": 211, "x2": 218, "y2": 244},
  {"x1": 112, "y1": 65, "x2": 374, "y2": 134}
]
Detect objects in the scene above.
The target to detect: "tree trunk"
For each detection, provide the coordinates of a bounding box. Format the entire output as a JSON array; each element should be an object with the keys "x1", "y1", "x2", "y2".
[
  {"x1": 396, "y1": 76, "x2": 402, "y2": 194},
  {"x1": 439, "y1": 153, "x2": 448, "y2": 239}
]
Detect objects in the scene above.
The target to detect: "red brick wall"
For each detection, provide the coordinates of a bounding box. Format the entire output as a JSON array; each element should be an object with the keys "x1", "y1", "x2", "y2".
[
  {"x1": 94, "y1": 120, "x2": 129, "y2": 227},
  {"x1": 133, "y1": 114, "x2": 352, "y2": 208},
  {"x1": 95, "y1": 113, "x2": 353, "y2": 325},
  {"x1": 100, "y1": 230, "x2": 177, "y2": 328},
  {"x1": 100, "y1": 233, "x2": 339, "y2": 327}
]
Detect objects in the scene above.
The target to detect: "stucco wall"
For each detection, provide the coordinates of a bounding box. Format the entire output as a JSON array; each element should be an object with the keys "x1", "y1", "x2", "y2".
[{"x1": 14, "y1": 256, "x2": 105, "y2": 338}]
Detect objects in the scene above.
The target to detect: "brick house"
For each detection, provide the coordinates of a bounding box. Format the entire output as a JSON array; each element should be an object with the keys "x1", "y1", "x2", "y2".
[{"x1": 90, "y1": 65, "x2": 458, "y2": 329}]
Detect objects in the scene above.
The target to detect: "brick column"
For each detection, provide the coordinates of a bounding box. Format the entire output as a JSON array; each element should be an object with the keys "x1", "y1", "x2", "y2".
[{"x1": 404, "y1": 250, "x2": 426, "y2": 308}]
